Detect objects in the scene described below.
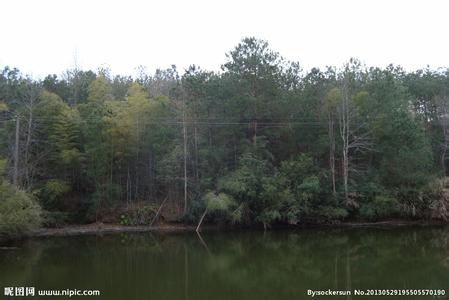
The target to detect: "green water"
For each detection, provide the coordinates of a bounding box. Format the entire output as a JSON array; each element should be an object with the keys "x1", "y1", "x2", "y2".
[{"x1": 1, "y1": 227, "x2": 449, "y2": 299}]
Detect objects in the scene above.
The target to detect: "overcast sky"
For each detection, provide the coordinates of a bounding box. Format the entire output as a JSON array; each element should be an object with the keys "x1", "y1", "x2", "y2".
[{"x1": 1, "y1": 0, "x2": 448, "y2": 78}]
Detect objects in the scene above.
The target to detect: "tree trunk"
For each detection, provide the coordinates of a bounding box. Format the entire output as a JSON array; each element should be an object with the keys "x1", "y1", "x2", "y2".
[
  {"x1": 110, "y1": 144, "x2": 113, "y2": 202},
  {"x1": 24, "y1": 107, "x2": 33, "y2": 189},
  {"x1": 183, "y1": 101, "x2": 188, "y2": 215},
  {"x1": 135, "y1": 116, "x2": 140, "y2": 200},
  {"x1": 339, "y1": 83, "x2": 350, "y2": 205},
  {"x1": 194, "y1": 125, "x2": 199, "y2": 181},
  {"x1": 126, "y1": 165, "x2": 130, "y2": 207},
  {"x1": 442, "y1": 126, "x2": 448, "y2": 176},
  {"x1": 13, "y1": 116, "x2": 20, "y2": 188},
  {"x1": 329, "y1": 111, "x2": 337, "y2": 197},
  {"x1": 150, "y1": 197, "x2": 168, "y2": 226},
  {"x1": 345, "y1": 112, "x2": 350, "y2": 205},
  {"x1": 436, "y1": 94, "x2": 449, "y2": 176},
  {"x1": 148, "y1": 151, "x2": 153, "y2": 200},
  {"x1": 442, "y1": 146, "x2": 447, "y2": 176},
  {"x1": 253, "y1": 119, "x2": 258, "y2": 146}
]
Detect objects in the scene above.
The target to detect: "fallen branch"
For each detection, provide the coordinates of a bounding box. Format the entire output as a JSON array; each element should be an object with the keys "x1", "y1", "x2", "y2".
[
  {"x1": 150, "y1": 197, "x2": 168, "y2": 227},
  {"x1": 196, "y1": 207, "x2": 208, "y2": 232}
]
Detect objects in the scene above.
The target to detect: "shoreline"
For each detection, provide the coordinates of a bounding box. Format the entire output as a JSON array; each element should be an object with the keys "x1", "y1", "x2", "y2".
[
  {"x1": 32, "y1": 223, "x2": 200, "y2": 237},
  {"x1": 30, "y1": 219, "x2": 448, "y2": 238}
]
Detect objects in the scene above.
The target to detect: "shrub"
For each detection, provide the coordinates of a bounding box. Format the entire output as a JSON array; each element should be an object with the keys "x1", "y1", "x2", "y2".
[
  {"x1": 39, "y1": 179, "x2": 71, "y2": 210},
  {"x1": 317, "y1": 206, "x2": 349, "y2": 221},
  {"x1": 359, "y1": 195, "x2": 399, "y2": 221},
  {"x1": 41, "y1": 210, "x2": 69, "y2": 228},
  {"x1": 0, "y1": 183, "x2": 42, "y2": 239},
  {"x1": 183, "y1": 199, "x2": 206, "y2": 223},
  {"x1": 203, "y1": 192, "x2": 240, "y2": 224},
  {"x1": 422, "y1": 178, "x2": 449, "y2": 220},
  {"x1": 119, "y1": 203, "x2": 158, "y2": 226}
]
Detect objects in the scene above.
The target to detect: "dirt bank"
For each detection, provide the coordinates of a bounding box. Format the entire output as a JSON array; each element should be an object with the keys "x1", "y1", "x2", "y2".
[
  {"x1": 31, "y1": 219, "x2": 446, "y2": 238},
  {"x1": 32, "y1": 223, "x2": 201, "y2": 237}
]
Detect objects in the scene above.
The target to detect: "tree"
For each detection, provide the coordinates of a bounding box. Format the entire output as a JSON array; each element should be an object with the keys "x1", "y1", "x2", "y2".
[
  {"x1": 336, "y1": 60, "x2": 371, "y2": 207},
  {"x1": 33, "y1": 90, "x2": 82, "y2": 211},
  {"x1": 323, "y1": 86, "x2": 339, "y2": 197},
  {"x1": 223, "y1": 37, "x2": 284, "y2": 146}
]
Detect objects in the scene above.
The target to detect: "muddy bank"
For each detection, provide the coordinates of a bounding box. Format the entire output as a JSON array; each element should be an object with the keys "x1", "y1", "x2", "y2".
[
  {"x1": 30, "y1": 219, "x2": 447, "y2": 238},
  {"x1": 32, "y1": 223, "x2": 200, "y2": 237}
]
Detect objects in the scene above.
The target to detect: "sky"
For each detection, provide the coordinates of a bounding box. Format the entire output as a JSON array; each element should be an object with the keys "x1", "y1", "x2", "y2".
[{"x1": 1, "y1": 0, "x2": 449, "y2": 78}]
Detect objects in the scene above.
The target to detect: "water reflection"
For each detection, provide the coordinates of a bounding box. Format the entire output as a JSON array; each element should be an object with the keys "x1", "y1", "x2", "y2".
[{"x1": 1, "y1": 227, "x2": 449, "y2": 299}]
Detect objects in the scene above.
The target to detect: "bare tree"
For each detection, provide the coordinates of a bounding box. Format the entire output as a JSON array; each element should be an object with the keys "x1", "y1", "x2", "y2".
[
  {"x1": 338, "y1": 80, "x2": 352, "y2": 205},
  {"x1": 337, "y1": 68, "x2": 371, "y2": 207},
  {"x1": 324, "y1": 88, "x2": 339, "y2": 197},
  {"x1": 13, "y1": 116, "x2": 20, "y2": 188},
  {"x1": 22, "y1": 82, "x2": 40, "y2": 189}
]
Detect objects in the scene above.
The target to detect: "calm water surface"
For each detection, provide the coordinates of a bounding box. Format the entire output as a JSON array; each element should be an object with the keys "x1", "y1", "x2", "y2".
[{"x1": 1, "y1": 227, "x2": 449, "y2": 299}]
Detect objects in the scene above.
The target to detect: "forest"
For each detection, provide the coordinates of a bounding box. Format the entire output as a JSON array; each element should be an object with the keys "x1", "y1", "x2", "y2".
[{"x1": 1, "y1": 37, "x2": 449, "y2": 237}]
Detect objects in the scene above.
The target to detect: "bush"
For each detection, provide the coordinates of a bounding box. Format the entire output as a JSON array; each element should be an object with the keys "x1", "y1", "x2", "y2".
[
  {"x1": 316, "y1": 206, "x2": 349, "y2": 221},
  {"x1": 422, "y1": 178, "x2": 449, "y2": 220},
  {"x1": 38, "y1": 179, "x2": 71, "y2": 210},
  {"x1": 359, "y1": 195, "x2": 399, "y2": 221},
  {"x1": 183, "y1": 199, "x2": 206, "y2": 223},
  {"x1": 41, "y1": 210, "x2": 69, "y2": 228},
  {"x1": 193, "y1": 192, "x2": 240, "y2": 225},
  {"x1": 0, "y1": 183, "x2": 42, "y2": 239},
  {"x1": 119, "y1": 203, "x2": 158, "y2": 226}
]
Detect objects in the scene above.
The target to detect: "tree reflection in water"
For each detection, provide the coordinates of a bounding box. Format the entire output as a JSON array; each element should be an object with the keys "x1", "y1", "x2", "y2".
[{"x1": 0, "y1": 227, "x2": 448, "y2": 300}]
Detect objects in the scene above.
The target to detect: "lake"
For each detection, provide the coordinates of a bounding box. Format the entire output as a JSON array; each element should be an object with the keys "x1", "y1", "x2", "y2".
[{"x1": 1, "y1": 227, "x2": 449, "y2": 299}]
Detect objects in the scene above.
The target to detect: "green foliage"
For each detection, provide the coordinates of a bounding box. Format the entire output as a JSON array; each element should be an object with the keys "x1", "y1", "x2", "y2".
[
  {"x1": 183, "y1": 199, "x2": 207, "y2": 223},
  {"x1": 39, "y1": 179, "x2": 71, "y2": 210},
  {"x1": 219, "y1": 153, "x2": 268, "y2": 199},
  {"x1": 87, "y1": 75, "x2": 112, "y2": 103},
  {"x1": 41, "y1": 210, "x2": 69, "y2": 228},
  {"x1": 0, "y1": 158, "x2": 42, "y2": 237},
  {"x1": 33, "y1": 91, "x2": 83, "y2": 211},
  {"x1": 218, "y1": 152, "x2": 279, "y2": 225},
  {"x1": 204, "y1": 192, "x2": 236, "y2": 211},
  {"x1": 278, "y1": 154, "x2": 323, "y2": 223},
  {"x1": 359, "y1": 196, "x2": 399, "y2": 221},
  {"x1": 316, "y1": 206, "x2": 349, "y2": 221},
  {"x1": 420, "y1": 178, "x2": 449, "y2": 220},
  {"x1": 0, "y1": 183, "x2": 42, "y2": 239},
  {"x1": 199, "y1": 192, "x2": 242, "y2": 224},
  {"x1": 0, "y1": 159, "x2": 6, "y2": 178},
  {"x1": 0, "y1": 101, "x2": 8, "y2": 111}
]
